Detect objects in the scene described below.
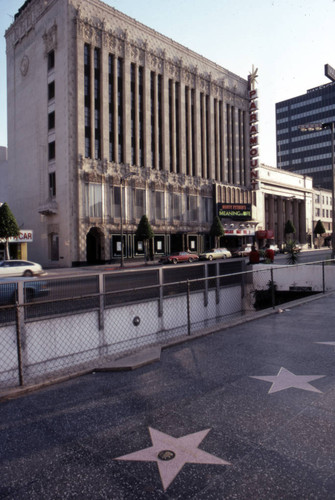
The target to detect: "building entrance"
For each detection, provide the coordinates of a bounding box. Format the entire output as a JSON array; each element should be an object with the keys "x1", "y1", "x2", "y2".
[{"x1": 86, "y1": 227, "x2": 104, "y2": 264}]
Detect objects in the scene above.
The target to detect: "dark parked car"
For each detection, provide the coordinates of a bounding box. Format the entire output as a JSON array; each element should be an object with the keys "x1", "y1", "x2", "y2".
[
  {"x1": 0, "y1": 278, "x2": 49, "y2": 305},
  {"x1": 159, "y1": 251, "x2": 199, "y2": 264}
]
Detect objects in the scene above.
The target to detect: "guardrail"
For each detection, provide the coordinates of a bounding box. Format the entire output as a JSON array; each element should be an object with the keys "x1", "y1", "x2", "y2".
[{"x1": 0, "y1": 260, "x2": 334, "y2": 392}]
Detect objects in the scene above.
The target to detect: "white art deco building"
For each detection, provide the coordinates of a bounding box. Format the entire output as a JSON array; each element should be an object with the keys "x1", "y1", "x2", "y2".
[{"x1": 5, "y1": 0, "x2": 253, "y2": 267}]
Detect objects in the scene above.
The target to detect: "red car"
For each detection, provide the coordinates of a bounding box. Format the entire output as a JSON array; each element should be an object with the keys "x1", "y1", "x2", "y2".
[{"x1": 159, "y1": 251, "x2": 199, "y2": 264}]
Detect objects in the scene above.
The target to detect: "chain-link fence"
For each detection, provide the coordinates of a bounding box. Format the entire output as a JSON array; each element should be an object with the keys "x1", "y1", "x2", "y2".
[{"x1": 1, "y1": 259, "x2": 334, "y2": 392}]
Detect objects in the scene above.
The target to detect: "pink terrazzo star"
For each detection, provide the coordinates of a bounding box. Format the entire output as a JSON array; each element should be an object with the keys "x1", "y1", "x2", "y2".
[
  {"x1": 250, "y1": 366, "x2": 325, "y2": 394},
  {"x1": 114, "y1": 427, "x2": 230, "y2": 491}
]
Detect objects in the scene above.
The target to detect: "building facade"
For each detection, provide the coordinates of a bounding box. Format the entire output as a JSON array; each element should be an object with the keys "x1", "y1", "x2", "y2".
[
  {"x1": 254, "y1": 164, "x2": 313, "y2": 249},
  {"x1": 276, "y1": 81, "x2": 335, "y2": 189},
  {"x1": 5, "y1": 0, "x2": 253, "y2": 267}
]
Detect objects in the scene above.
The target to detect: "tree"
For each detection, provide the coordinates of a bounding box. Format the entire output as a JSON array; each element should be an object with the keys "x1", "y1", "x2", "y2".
[
  {"x1": 0, "y1": 203, "x2": 20, "y2": 260},
  {"x1": 210, "y1": 216, "x2": 225, "y2": 248},
  {"x1": 135, "y1": 215, "x2": 154, "y2": 263},
  {"x1": 284, "y1": 219, "x2": 296, "y2": 240},
  {"x1": 314, "y1": 219, "x2": 326, "y2": 249}
]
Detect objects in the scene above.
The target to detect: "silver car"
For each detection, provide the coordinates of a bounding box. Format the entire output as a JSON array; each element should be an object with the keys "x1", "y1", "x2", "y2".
[{"x1": 199, "y1": 248, "x2": 232, "y2": 261}]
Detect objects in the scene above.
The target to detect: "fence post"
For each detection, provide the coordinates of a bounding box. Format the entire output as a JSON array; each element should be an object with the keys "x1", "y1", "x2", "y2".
[
  {"x1": 270, "y1": 268, "x2": 276, "y2": 309},
  {"x1": 15, "y1": 303, "x2": 24, "y2": 386},
  {"x1": 322, "y1": 261, "x2": 325, "y2": 293},
  {"x1": 187, "y1": 280, "x2": 191, "y2": 336}
]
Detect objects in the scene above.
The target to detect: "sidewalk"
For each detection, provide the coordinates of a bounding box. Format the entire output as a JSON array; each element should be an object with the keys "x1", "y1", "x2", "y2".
[{"x1": 1, "y1": 291, "x2": 335, "y2": 498}]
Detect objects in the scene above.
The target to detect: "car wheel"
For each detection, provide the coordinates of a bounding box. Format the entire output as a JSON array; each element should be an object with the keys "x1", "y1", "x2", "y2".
[
  {"x1": 23, "y1": 270, "x2": 33, "y2": 277},
  {"x1": 172, "y1": 258, "x2": 178, "y2": 264},
  {"x1": 208, "y1": 255, "x2": 213, "y2": 261}
]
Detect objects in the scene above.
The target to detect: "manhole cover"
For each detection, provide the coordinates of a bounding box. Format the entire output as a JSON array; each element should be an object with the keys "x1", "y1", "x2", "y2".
[{"x1": 157, "y1": 450, "x2": 175, "y2": 461}]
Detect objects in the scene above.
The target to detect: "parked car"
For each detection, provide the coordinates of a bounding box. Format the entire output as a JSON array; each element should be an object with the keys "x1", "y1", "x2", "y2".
[
  {"x1": 0, "y1": 278, "x2": 49, "y2": 305},
  {"x1": 260, "y1": 244, "x2": 280, "y2": 255},
  {"x1": 0, "y1": 260, "x2": 46, "y2": 277},
  {"x1": 159, "y1": 251, "x2": 199, "y2": 264},
  {"x1": 199, "y1": 248, "x2": 232, "y2": 261},
  {"x1": 280, "y1": 243, "x2": 302, "y2": 254},
  {"x1": 232, "y1": 244, "x2": 252, "y2": 258}
]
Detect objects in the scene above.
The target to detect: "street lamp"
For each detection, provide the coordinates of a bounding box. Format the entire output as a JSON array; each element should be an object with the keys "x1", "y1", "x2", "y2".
[
  {"x1": 120, "y1": 172, "x2": 136, "y2": 268},
  {"x1": 299, "y1": 122, "x2": 335, "y2": 260}
]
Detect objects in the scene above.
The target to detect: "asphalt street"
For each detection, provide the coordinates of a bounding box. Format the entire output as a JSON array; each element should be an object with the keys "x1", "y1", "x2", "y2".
[{"x1": 1, "y1": 292, "x2": 335, "y2": 499}]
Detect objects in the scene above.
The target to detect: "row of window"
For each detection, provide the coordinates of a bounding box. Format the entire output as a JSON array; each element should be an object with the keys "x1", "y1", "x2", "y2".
[
  {"x1": 315, "y1": 208, "x2": 332, "y2": 219},
  {"x1": 83, "y1": 184, "x2": 212, "y2": 223},
  {"x1": 83, "y1": 44, "x2": 247, "y2": 186}
]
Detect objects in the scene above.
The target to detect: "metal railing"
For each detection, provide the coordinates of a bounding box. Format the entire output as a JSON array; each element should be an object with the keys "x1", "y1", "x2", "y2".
[{"x1": 0, "y1": 259, "x2": 333, "y2": 392}]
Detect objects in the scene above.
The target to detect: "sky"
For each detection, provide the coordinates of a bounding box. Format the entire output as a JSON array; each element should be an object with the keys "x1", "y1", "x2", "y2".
[{"x1": 1, "y1": 0, "x2": 335, "y2": 167}]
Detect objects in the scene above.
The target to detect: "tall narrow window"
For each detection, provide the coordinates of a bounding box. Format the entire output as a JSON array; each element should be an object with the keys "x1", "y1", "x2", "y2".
[
  {"x1": 156, "y1": 191, "x2": 164, "y2": 220},
  {"x1": 49, "y1": 172, "x2": 56, "y2": 197},
  {"x1": 185, "y1": 87, "x2": 190, "y2": 175},
  {"x1": 117, "y1": 58, "x2": 123, "y2": 164},
  {"x1": 112, "y1": 186, "x2": 121, "y2": 218},
  {"x1": 200, "y1": 93, "x2": 205, "y2": 178},
  {"x1": 48, "y1": 81, "x2": 55, "y2": 100},
  {"x1": 175, "y1": 82, "x2": 180, "y2": 173},
  {"x1": 48, "y1": 111, "x2": 55, "y2": 130},
  {"x1": 47, "y1": 50, "x2": 55, "y2": 71},
  {"x1": 84, "y1": 44, "x2": 91, "y2": 158},
  {"x1": 138, "y1": 66, "x2": 144, "y2": 166},
  {"x1": 109, "y1": 54, "x2": 115, "y2": 162},
  {"x1": 206, "y1": 95, "x2": 210, "y2": 178},
  {"x1": 130, "y1": 63, "x2": 136, "y2": 165},
  {"x1": 135, "y1": 189, "x2": 144, "y2": 219},
  {"x1": 48, "y1": 141, "x2": 55, "y2": 161},
  {"x1": 150, "y1": 71, "x2": 155, "y2": 168},
  {"x1": 89, "y1": 184, "x2": 102, "y2": 217},
  {"x1": 94, "y1": 48, "x2": 101, "y2": 160},
  {"x1": 191, "y1": 89, "x2": 196, "y2": 177},
  {"x1": 158, "y1": 74, "x2": 163, "y2": 170},
  {"x1": 169, "y1": 79, "x2": 173, "y2": 172}
]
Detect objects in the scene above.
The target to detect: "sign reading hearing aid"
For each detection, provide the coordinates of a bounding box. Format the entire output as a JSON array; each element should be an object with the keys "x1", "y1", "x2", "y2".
[
  {"x1": 217, "y1": 203, "x2": 252, "y2": 220},
  {"x1": 248, "y1": 66, "x2": 259, "y2": 189}
]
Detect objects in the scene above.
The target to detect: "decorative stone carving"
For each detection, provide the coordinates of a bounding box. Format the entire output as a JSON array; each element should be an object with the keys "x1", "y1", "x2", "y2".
[
  {"x1": 43, "y1": 23, "x2": 57, "y2": 56},
  {"x1": 20, "y1": 55, "x2": 29, "y2": 76}
]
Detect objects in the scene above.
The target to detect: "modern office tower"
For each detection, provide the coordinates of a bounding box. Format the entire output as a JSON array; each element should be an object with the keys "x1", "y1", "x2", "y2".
[
  {"x1": 5, "y1": 0, "x2": 252, "y2": 266},
  {"x1": 276, "y1": 81, "x2": 335, "y2": 190}
]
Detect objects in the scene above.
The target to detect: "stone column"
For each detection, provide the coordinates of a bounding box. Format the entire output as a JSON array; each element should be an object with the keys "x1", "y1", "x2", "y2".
[
  {"x1": 277, "y1": 197, "x2": 284, "y2": 246},
  {"x1": 293, "y1": 200, "x2": 300, "y2": 240},
  {"x1": 299, "y1": 201, "x2": 306, "y2": 243}
]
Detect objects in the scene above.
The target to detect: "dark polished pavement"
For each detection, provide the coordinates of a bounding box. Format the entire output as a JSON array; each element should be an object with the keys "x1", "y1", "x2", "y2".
[{"x1": 1, "y1": 293, "x2": 335, "y2": 499}]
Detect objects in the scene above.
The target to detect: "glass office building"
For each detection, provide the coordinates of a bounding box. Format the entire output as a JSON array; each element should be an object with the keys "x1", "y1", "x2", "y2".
[{"x1": 276, "y1": 82, "x2": 335, "y2": 189}]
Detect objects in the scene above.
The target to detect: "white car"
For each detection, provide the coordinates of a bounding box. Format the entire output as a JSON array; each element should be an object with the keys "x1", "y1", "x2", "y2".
[
  {"x1": 0, "y1": 260, "x2": 45, "y2": 277},
  {"x1": 199, "y1": 248, "x2": 232, "y2": 261}
]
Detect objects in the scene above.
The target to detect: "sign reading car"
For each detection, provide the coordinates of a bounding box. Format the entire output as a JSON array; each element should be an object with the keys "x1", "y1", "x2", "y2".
[
  {"x1": 0, "y1": 230, "x2": 34, "y2": 243},
  {"x1": 217, "y1": 203, "x2": 252, "y2": 220}
]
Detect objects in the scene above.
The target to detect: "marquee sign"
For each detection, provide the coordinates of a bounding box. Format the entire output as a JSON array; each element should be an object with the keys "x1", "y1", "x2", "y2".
[{"x1": 217, "y1": 203, "x2": 252, "y2": 220}]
